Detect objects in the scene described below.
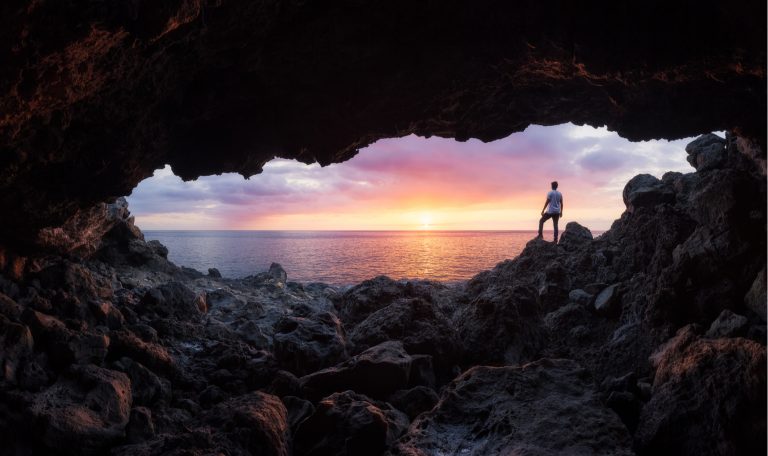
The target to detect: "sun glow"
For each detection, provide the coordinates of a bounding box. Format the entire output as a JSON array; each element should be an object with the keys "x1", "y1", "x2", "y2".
[{"x1": 419, "y1": 213, "x2": 433, "y2": 230}]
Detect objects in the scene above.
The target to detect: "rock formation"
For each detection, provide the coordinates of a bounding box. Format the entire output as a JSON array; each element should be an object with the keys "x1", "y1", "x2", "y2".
[
  {"x1": 0, "y1": 0, "x2": 765, "y2": 249},
  {"x1": 0, "y1": 2, "x2": 765, "y2": 454},
  {"x1": 0, "y1": 133, "x2": 764, "y2": 455}
]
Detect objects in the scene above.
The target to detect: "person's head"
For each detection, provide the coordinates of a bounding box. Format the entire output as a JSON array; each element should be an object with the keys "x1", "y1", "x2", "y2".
[{"x1": 551, "y1": 181, "x2": 558, "y2": 190}]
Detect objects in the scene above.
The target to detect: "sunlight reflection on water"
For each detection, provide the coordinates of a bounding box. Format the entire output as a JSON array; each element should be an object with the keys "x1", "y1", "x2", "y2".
[{"x1": 144, "y1": 230, "x2": 575, "y2": 285}]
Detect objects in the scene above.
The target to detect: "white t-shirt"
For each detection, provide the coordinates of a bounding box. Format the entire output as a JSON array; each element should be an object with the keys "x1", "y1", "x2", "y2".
[{"x1": 546, "y1": 190, "x2": 562, "y2": 214}]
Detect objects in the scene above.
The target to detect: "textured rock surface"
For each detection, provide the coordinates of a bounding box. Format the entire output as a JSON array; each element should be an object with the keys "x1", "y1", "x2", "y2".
[
  {"x1": 300, "y1": 341, "x2": 412, "y2": 400},
  {"x1": 391, "y1": 359, "x2": 634, "y2": 456},
  {"x1": 295, "y1": 390, "x2": 409, "y2": 456},
  {"x1": 0, "y1": 0, "x2": 765, "y2": 248},
  {"x1": 636, "y1": 326, "x2": 766, "y2": 455},
  {"x1": 0, "y1": 112, "x2": 765, "y2": 456}
]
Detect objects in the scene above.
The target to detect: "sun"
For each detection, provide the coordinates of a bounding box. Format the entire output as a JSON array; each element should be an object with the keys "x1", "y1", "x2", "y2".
[{"x1": 419, "y1": 213, "x2": 432, "y2": 230}]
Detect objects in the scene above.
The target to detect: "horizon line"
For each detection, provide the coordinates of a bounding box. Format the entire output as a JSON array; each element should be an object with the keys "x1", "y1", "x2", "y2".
[{"x1": 139, "y1": 228, "x2": 606, "y2": 232}]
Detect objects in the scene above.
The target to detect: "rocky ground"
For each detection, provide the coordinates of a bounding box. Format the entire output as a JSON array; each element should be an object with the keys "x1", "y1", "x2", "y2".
[{"x1": 0, "y1": 133, "x2": 765, "y2": 455}]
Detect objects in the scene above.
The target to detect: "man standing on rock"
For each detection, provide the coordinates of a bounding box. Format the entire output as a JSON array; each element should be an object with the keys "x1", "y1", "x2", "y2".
[{"x1": 536, "y1": 181, "x2": 563, "y2": 243}]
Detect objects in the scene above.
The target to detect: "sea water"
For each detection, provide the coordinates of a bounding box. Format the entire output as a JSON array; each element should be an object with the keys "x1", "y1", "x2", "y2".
[{"x1": 143, "y1": 230, "x2": 567, "y2": 285}]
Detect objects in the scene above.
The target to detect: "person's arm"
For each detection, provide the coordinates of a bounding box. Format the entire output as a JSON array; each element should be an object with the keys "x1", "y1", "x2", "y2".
[
  {"x1": 541, "y1": 197, "x2": 550, "y2": 216},
  {"x1": 559, "y1": 195, "x2": 564, "y2": 217}
]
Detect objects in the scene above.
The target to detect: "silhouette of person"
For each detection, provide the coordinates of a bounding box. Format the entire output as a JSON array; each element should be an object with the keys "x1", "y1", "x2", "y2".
[{"x1": 537, "y1": 181, "x2": 563, "y2": 243}]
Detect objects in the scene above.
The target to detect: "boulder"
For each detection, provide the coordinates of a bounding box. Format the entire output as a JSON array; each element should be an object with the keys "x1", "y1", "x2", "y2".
[
  {"x1": 568, "y1": 288, "x2": 594, "y2": 307},
  {"x1": 0, "y1": 316, "x2": 34, "y2": 383},
  {"x1": 391, "y1": 359, "x2": 633, "y2": 455},
  {"x1": 30, "y1": 365, "x2": 133, "y2": 454},
  {"x1": 204, "y1": 392, "x2": 291, "y2": 456},
  {"x1": 594, "y1": 283, "x2": 621, "y2": 316},
  {"x1": 139, "y1": 282, "x2": 207, "y2": 320},
  {"x1": 387, "y1": 386, "x2": 439, "y2": 420},
  {"x1": 294, "y1": 390, "x2": 409, "y2": 456},
  {"x1": 559, "y1": 222, "x2": 593, "y2": 248},
  {"x1": 335, "y1": 276, "x2": 409, "y2": 326},
  {"x1": 268, "y1": 263, "x2": 288, "y2": 283},
  {"x1": 348, "y1": 298, "x2": 461, "y2": 371},
  {"x1": 622, "y1": 174, "x2": 675, "y2": 213},
  {"x1": 685, "y1": 133, "x2": 727, "y2": 171},
  {"x1": 705, "y1": 309, "x2": 749, "y2": 338},
  {"x1": 636, "y1": 326, "x2": 766, "y2": 455},
  {"x1": 457, "y1": 285, "x2": 546, "y2": 366},
  {"x1": 283, "y1": 395, "x2": 315, "y2": 431},
  {"x1": 207, "y1": 267, "x2": 222, "y2": 278},
  {"x1": 108, "y1": 330, "x2": 177, "y2": 376},
  {"x1": 300, "y1": 341, "x2": 411, "y2": 400},
  {"x1": 125, "y1": 406, "x2": 155, "y2": 443},
  {"x1": 273, "y1": 312, "x2": 348, "y2": 376},
  {"x1": 112, "y1": 357, "x2": 171, "y2": 406}
]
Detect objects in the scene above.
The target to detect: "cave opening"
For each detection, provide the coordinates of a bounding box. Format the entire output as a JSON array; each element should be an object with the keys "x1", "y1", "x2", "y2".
[
  {"x1": 0, "y1": 2, "x2": 764, "y2": 454},
  {"x1": 124, "y1": 122, "x2": 701, "y2": 284}
]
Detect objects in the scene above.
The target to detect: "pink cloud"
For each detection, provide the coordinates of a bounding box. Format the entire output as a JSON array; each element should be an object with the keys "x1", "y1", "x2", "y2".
[{"x1": 127, "y1": 123, "x2": 697, "y2": 230}]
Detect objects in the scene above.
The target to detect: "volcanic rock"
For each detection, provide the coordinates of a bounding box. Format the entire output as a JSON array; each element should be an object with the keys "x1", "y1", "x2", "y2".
[
  {"x1": 705, "y1": 309, "x2": 749, "y2": 338},
  {"x1": 457, "y1": 284, "x2": 546, "y2": 366},
  {"x1": 29, "y1": 364, "x2": 132, "y2": 454},
  {"x1": 348, "y1": 297, "x2": 461, "y2": 372},
  {"x1": 623, "y1": 174, "x2": 675, "y2": 214},
  {"x1": 685, "y1": 133, "x2": 728, "y2": 171},
  {"x1": 559, "y1": 222, "x2": 594, "y2": 249},
  {"x1": 0, "y1": 316, "x2": 34, "y2": 383},
  {"x1": 294, "y1": 390, "x2": 409, "y2": 456},
  {"x1": 391, "y1": 359, "x2": 633, "y2": 455},
  {"x1": 636, "y1": 326, "x2": 766, "y2": 455},
  {"x1": 273, "y1": 312, "x2": 348, "y2": 376},
  {"x1": 387, "y1": 386, "x2": 439, "y2": 420},
  {"x1": 300, "y1": 340, "x2": 411, "y2": 400}
]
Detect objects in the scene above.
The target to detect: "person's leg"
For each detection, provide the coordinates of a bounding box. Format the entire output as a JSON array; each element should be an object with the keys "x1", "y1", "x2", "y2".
[
  {"x1": 553, "y1": 214, "x2": 560, "y2": 243},
  {"x1": 538, "y1": 213, "x2": 551, "y2": 237}
]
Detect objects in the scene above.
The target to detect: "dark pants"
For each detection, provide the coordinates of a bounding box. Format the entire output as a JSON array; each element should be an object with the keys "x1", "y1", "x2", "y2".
[{"x1": 538, "y1": 213, "x2": 560, "y2": 242}]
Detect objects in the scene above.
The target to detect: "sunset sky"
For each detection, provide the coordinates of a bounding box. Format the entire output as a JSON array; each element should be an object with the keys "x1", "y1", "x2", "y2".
[{"x1": 127, "y1": 123, "x2": 699, "y2": 231}]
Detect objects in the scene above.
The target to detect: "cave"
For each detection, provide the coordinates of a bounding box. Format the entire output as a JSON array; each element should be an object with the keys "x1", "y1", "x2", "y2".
[{"x1": 0, "y1": 1, "x2": 765, "y2": 455}]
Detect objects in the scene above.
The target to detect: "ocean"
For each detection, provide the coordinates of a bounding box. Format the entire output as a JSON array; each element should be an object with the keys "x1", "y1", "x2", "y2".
[{"x1": 143, "y1": 230, "x2": 560, "y2": 286}]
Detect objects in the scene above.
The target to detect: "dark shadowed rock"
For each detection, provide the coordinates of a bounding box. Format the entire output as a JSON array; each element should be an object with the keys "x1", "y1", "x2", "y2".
[
  {"x1": 387, "y1": 386, "x2": 439, "y2": 420},
  {"x1": 295, "y1": 390, "x2": 409, "y2": 456},
  {"x1": 335, "y1": 276, "x2": 409, "y2": 326},
  {"x1": 269, "y1": 263, "x2": 288, "y2": 283},
  {"x1": 559, "y1": 222, "x2": 593, "y2": 249},
  {"x1": 348, "y1": 298, "x2": 461, "y2": 371},
  {"x1": 139, "y1": 282, "x2": 207, "y2": 320},
  {"x1": 30, "y1": 365, "x2": 132, "y2": 454},
  {"x1": 112, "y1": 357, "x2": 171, "y2": 406},
  {"x1": 685, "y1": 134, "x2": 728, "y2": 171},
  {"x1": 0, "y1": 316, "x2": 34, "y2": 383},
  {"x1": 204, "y1": 392, "x2": 290, "y2": 456},
  {"x1": 273, "y1": 312, "x2": 348, "y2": 376},
  {"x1": 207, "y1": 267, "x2": 222, "y2": 278},
  {"x1": 283, "y1": 395, "x2": 315, "y2": 431},
  {"x1": 705, "y1": 309, "x2": 749, "y2": 338},
  {"x1": 636, "y1": 326, "x2": 766, "y2": 455},
  {"x1": 623, "y1": 174, "x2": 675, "y2": 213},
  {"x1": 744, "y1": 266, "x2": 766, "y2": 321},
  {"x1": 391, "y1": 359, "x2": 633, "y2": 456},
  {"x1": 125, "y1": 406, "x2": 155, "y2": 443},
  {"x1": 457, "y1": 285, "x2": 546, "y2": 366},
  {"x1": 301, "y1": 341, "x2": 411, "y2": 400},
  {"x1": 108, "y1": 330, "x2": 177, "y2": 376},
  {"x1": 568, "y1": 288, "x2": 594, "y2": 307}
]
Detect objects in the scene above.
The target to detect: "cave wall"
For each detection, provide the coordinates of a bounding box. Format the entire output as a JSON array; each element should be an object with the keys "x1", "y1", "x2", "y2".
[{"x1": 0, "y1": 0, "x2": 765, "y2": 250}]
